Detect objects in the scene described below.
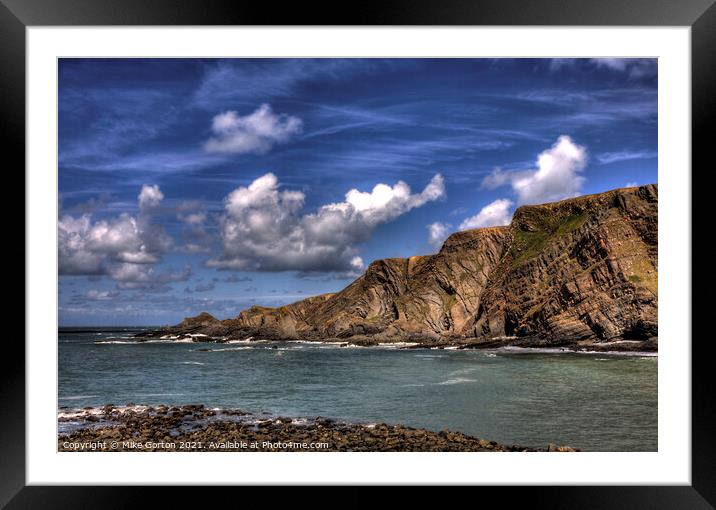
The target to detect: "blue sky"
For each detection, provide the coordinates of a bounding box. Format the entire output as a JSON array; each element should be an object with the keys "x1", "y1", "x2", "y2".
[{"x1": 58, "y1": 58, "x2": 657, "y2": 326}]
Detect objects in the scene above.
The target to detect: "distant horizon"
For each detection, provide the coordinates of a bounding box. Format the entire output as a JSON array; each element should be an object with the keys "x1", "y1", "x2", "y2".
[{"x1": 59, "y1": 58, "x2": 657, "y2": 326}]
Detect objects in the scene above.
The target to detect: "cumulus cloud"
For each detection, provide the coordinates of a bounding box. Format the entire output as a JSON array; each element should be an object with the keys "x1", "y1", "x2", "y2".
[
  {"x1": 208, "y1": 172, "x2": 445, "y2": 272},
  {"x1": 480, "y1": 135, "x2": 587, "y2": 205},
  {"x1": 59, "y1": 212, "x2": 171, "y2": 272},
  {"x1": 350, "y1": 256, "x2": 365, "y2": 270},
  {"x1": 426, "y1": 222, "x2": 451, "y2": 249},
  {"x1": 204, "y1": 104, "x2": 303, "y2": 154},
  {"x1": 138, "y1": 184, "x2": 164, "y2": 210},
  {"x1": 59, "y1": 185, "x2": 176, "y2": 288},
  {"x1": 459, "y1": 199, "x2": 514, "y2": 230}
]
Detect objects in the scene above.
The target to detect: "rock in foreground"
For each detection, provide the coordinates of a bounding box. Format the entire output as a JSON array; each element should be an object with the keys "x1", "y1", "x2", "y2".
[{"x1": 58, "y1": 405, "x2": 578, "y2": 452}]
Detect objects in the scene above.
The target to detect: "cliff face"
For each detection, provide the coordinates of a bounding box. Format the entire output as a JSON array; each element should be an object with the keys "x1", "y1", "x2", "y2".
[
  {"x1": 143, "y1": 185, "x2": 657, "y2": 348},
  {"x1": 467, "y1": 184, "x2": 658, "y2": 345}
]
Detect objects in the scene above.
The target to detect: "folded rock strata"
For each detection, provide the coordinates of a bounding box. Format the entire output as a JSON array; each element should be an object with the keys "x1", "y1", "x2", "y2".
[{"x1": 138, "y1": 184, "x2": 658, "y2": 349}]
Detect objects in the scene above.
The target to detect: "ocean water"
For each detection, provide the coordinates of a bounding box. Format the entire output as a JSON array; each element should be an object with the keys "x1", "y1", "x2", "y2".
[{"x1": 59, "y1": 328, "x2": 658, "y2": 451}]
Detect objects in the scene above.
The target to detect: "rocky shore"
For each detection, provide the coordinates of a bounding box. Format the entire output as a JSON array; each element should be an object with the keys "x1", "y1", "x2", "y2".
[
  {"x1": 134, "y1": 330, "x2": 658, "y2": 353},
  {"x1": 58, "y1": 405, "x2": 578, "y2": 452}
]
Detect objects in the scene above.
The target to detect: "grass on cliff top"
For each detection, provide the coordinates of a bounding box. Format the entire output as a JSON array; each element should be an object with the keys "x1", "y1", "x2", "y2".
[{"x1": 510, "y1": 212, "x2": 588, "y2": 266}]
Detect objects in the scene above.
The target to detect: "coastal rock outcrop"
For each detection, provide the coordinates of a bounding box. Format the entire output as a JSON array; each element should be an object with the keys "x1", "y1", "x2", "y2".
[{"x1": 138, "y1": 185, "x2": 658, "y2": 349}]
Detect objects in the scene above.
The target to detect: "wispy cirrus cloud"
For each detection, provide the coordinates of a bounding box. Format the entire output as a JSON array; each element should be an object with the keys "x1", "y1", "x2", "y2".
[
  {"x1": 192, "y1": 59, "x2": 410, "y2": 108},
  {"x1": 596, "y1": 150, "x2": 657, "y2": 165}
]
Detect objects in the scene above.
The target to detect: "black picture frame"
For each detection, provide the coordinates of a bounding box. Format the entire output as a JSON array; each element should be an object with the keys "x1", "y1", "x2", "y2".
[{"x1": 4, "y1": 0, "x2": 712, "y2": 504}]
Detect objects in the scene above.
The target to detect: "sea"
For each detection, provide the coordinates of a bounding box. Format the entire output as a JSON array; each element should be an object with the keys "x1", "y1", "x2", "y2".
[{"x1": 59, "y1": 327, "x2": 658, "y2": 451}]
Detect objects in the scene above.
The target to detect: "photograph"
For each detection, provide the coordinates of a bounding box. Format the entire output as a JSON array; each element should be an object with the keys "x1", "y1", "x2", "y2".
[{"x1": 56, "y1": 57, "x2": 659, "y2": 454}]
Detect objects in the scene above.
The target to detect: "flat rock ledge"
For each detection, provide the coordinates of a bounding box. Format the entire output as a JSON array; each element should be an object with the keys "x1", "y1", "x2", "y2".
[
  {"x1": 58, "y1": 404, "x2": 578, "y2": 453},
  {"x1": 135, "y1": 329, "x2": 657, "y2": 353}
]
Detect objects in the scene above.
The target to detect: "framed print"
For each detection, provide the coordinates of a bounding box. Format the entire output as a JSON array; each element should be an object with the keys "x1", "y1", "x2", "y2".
[{"x1": 5, "y1": 0, "x2": 713, "y2": 504}]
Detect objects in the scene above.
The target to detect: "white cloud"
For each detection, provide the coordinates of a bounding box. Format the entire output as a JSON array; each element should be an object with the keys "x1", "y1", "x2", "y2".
[
  {"x1": 204, "y1": 104, "x2": 303, "y2": 154},
  {"x1": 138, "y1": 184, "x2": 164, "y2": 210},
  {"x1": 59, "y1": 213, "x2": 169, "y2": 272},
  {"x1": 480, "y1": 135, "x2": 588, "y2": 205},
  {"x1": 459, "y1": 199, "x2": 514, "y2": 230},
  {"x1": 59, "y1": 185, "x2": 174, "y2": 286},
  {"x1": 208, "y1": 172, "x2": 445, "y2": 272},
  {"x1": 58, "y1": 214, "x2": 105, "y2": 274},
  {"x1": 426, "y1": 222, "x2": 451, "y2": 249},
  {"x1": 350, "y1": 256, "x2": 365, "y2": 270}
]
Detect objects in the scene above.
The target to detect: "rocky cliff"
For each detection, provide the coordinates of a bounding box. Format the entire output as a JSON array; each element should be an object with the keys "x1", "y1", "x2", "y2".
[{"x1": 139, "y1": 184, "x2": 658, "y2": 350}]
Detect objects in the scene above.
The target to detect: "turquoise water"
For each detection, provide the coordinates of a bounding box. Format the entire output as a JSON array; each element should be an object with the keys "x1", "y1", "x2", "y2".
[{"x1": 59, "y1": 328, "x2": 658, "y2": 451}]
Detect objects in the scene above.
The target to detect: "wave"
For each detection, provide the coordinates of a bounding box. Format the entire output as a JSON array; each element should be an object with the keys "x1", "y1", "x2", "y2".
[
  {"x1": 448, "y1": 367, "x2": 477, "y2": 377},
  {"x1": 94, "y1": 340, "x2": 142, "y2": 345},
  {"x1": 294, "y1": 340, "x2": 346, "y2": 345},
  {"x1": 196, "y1": 346, "x2": 253, "y2": 352},
  {"x1": 437, "y1": 377, "x2": 477, "y2": 385},
  {"x1": 377, "y1": 342, "x2": 420, "y2": 349},
  {"x1": 495, "y1": 346, "x2": 658, "y2": 357},
  {"x1": 574, "y1": 350, "x2": 657, "y2": 357},
  {"x1": 178, "y1": 361, "x2": 205, "y2": 365},
  {"x1": 58, "y1": 404, "x2": 150, "y2": 420},
  {"x1": 134, "y1": 393, "x2": 186, "y2": 397}
]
